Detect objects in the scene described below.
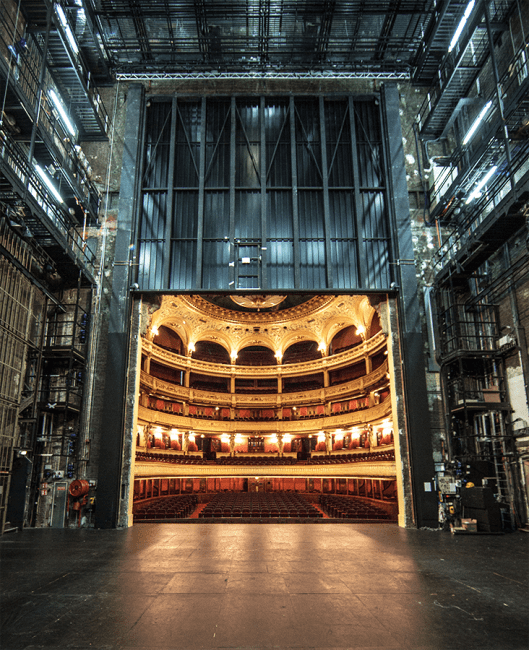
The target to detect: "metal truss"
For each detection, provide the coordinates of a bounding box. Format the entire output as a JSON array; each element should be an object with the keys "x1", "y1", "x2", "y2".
[{"x1": 116, "y1": 70, "x2": 411, "y2": 81}]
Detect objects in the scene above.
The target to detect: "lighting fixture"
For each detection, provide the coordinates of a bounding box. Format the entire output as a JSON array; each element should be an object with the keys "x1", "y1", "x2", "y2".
[
  {"x1": 448, "y1": 0, "x2": 475, "y2": 53},
  {"x1": 49, "y1": 89, "x2": 76, "y2": 136},
  {"x1": 35, "y1": 165, "x2": 63, "y2": 203},
  {"x1": 462, "y1": 100, "x2": 492, "y2": 145},
  {"x1": 56, "y1": 4, "x2": 79, "y2": 53},
  {"x1": 355, "y1": 325, "x2": 365, "y2": 336},
  {"x1": 465, "y1": 166, "x2": 497, "y2": 204}
]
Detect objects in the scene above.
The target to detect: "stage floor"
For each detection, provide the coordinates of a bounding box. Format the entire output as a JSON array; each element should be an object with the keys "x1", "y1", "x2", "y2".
[{"x1": 1, "y1": 523, "x2": 527, "y2": 649}]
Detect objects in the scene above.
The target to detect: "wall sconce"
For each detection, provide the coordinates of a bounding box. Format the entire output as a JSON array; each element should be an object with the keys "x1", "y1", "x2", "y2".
[
  {"x1": 151, "y1": 326, "x2": 159, "y2": 337},
  {"x1": 188, "y1": 342, "x2": 195, "y2": 353},
  {"x1": 355, "y1": 325, "x2": 365, "y2": 337}
]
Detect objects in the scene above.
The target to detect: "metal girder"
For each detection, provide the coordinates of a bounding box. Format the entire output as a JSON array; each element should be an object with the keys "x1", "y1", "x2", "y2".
[{"x1": 116, "y1": 70, "x2": 411, "y2": 81}]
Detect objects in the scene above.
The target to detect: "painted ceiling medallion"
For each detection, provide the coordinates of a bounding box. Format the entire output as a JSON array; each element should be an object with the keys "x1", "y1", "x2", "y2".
[{"x1": 229, "y1": 295, "x2": 287, "y2": 310}]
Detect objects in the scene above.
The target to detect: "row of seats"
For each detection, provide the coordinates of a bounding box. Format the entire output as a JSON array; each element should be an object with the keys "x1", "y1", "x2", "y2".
[
  {"x1": 216, "y1": 456, "x2": 296, "y2": 465},
  {"x1": 133, "y1": 495, "x2": 198, "y2": 520},
  {"x1": 320, "y1": 495, "x2": 392, "y2": 520},
  {"x1": 199, "y1": 492, "x2": 322, "y2": 518},
  {"x1": 135, "y1": 451, "x2": 394, "y2": 465},
  {"x1": 136, "y1": 452, "x2": 208, "y2": 464},
  {"x1": 307, "y1": 451, "x2": 395, "y2": 464}
]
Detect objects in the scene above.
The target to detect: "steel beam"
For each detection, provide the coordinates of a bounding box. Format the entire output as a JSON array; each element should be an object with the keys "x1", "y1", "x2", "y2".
[
  {"x1": 95, "y1": 84, "x2": 145, "y2": 529},
  {"x1": 381, "y1": 83, "x2": 438, "y2": 528}
]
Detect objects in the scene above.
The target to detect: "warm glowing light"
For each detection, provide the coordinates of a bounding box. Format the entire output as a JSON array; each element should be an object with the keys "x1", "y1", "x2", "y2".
[
  {"x1": 335, "y1": 429, "x2": 343, "y2": 440},
  {"x1": 283, "y1": 434, "x2": 292, "y2": 443},
  {"x1": 153, "y1": 427, "x2": 163, "y2": 438},
  {"x1": 221, "y1": 434, "x2": 230, "y2": 443},
  {"x1": 231, "y1": 350, "x2": 238, "y2": 359},
  {"x1": 235, "y1": 434, "x2": 243, "y2": 444},
  {"x1": 189, "y1": 433, "x2": 195, "y2": 442},
  {"x1": 269, "y1": 434, "x2": 278, "y2": 443},
  {"x1": 169, "y1": 428, "x2": 179, "y2": 440},
  {"x1": 151, "y1": 326, "x2": 159, "y2": 336},
  {"x1": 318, "y1": 342, "x2": 326, "y2": 351},
  {"x1": 317, "y1": 432, "x2": 326, "y2": 442},
  {"x1": 188, "y1": 342, "x2": 195, "y2": 352},
  {"x1": 355, "y1": 325, "x2": 365, "y2": 336},
  {"x1": 383, "y1": 427, "x2": 393, "y2": 436}
]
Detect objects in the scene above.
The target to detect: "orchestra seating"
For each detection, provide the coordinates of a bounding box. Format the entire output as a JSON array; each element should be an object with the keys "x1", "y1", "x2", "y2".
[
  {"x1": 199, "y1": 492, "x2": 322, "y2": 518},
  {"x1": 133, "y1": 495, "x2": 198, "y2": 520},
  {"x1": 320, "y1": 495, "x2": 393, "y2": 520}
]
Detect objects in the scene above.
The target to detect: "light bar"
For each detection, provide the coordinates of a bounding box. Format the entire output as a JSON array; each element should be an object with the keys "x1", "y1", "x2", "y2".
[
  {"x1": 449, "y1": 0, "x2": 475, "y2": 53},
  {"x1": 462, "y1": 100, "x2": 492, "y2": 145},
  {"x1": 35, "y1": 165, "x2": 64, "y2": 204},
  {"x1": 465, "y1": 166, "x2": 497, "y2": 204},
  {"x1": 49, "y1": 89, "x2": 76, "y2": 136},
  {"x1": 56, "y1": 4, "x2": 79, "y2": 54}
]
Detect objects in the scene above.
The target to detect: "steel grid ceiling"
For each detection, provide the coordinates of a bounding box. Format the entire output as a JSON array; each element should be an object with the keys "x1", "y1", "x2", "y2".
[{"x1": 89, "y1": 0, "x2": 435, "y2": 76}]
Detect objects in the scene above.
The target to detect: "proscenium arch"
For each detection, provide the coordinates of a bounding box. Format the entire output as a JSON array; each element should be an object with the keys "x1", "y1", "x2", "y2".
[{"x1": 96, "y1": 84, "x2": 438, "y2": 530}]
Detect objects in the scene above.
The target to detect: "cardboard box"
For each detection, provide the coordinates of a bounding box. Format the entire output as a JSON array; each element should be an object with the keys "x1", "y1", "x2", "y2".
[{"x1": 461, "y1": 518, "x2": 478, "y2": 532}]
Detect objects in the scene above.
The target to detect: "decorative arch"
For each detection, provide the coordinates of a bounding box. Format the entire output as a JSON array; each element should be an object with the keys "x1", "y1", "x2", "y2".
[
  {"x1": 190, "y1": 330, "x2": 232, "y2": 356},
  {"x1": 279, "y1": 330, "x2": 321, "y2": 359}
]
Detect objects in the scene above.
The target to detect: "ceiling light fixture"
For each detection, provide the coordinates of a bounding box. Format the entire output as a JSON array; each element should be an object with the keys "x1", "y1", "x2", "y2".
[
  {"x1": 465, "y1": 166, "x2": 497, "y2": 203},
  {"x1": 56, "y1": 5, "x2": 79, "y2": 53},
  {"x1": 35, "y1": 165, "x2": 64, "y2": 203},
  {"x1": 448, "y1": 0, "x2": 475, "y2": 53},
  {"x1": 49, "y1": 89, "x2": 76, "y2": 136},
  {"x1": 462, "y1": 100, "x2": 492, "y2": 145}
]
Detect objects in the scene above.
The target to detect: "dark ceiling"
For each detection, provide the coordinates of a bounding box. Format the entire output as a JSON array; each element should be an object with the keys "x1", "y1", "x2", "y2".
[{"x1": 87, "y1": 0, "x2": 439, "y2": 78}]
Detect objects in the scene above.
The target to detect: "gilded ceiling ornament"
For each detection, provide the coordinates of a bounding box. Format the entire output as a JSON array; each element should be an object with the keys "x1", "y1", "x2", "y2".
[{"x1": 229, "y1": 295, "x2": 287, "y2": 310}]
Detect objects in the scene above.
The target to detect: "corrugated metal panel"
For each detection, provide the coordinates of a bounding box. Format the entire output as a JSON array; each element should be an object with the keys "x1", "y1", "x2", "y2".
[
  {"x1": 298, "y1": 191, "x2": 324, "y2": 239},
  {"x1": 137, "y1": 94, "x2": 396, "y2": 292},
  {"x1": 331, "y1": 240, "x2": 359, "y2": 289},
  {"x1": 204, "y1": 191, "x2": 229, "y2": 238},
  {"x1": 235, "y1": 192, "x2": 261, "y2": 240},
  {"x1": 173, "y1": 193, "x2": 198, "y2": 239},
  {"x1": 329, "y1": 191, "x2": 355, "y2": 239},
  {"x1": 202, "y1": 241, "x2": 229, "y2": 289},
  {"x1": 267, "y1": 240, "x2": 295, "y2": 289},
  {"x1": 138, "y1": 239, "x2": 165, "y2": 290},
  {"x1": 170, "y1": 241, "x2": 197, "y2": 289},
  {"x1": 175, "y1": 101, "x2": 201, "y2": 188},
  {"x1": 295, "y1": 99, "x2": 322, "y2": 187},
  {"x1": 299, "y1": 240, "x2": 326, "y2": 289},
  {"x1": 267, "y1": 191, "x2": 293, "y2": 239},
  {"x1": 205, "y1": 100, "x2": 231, "y2": 188}
]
